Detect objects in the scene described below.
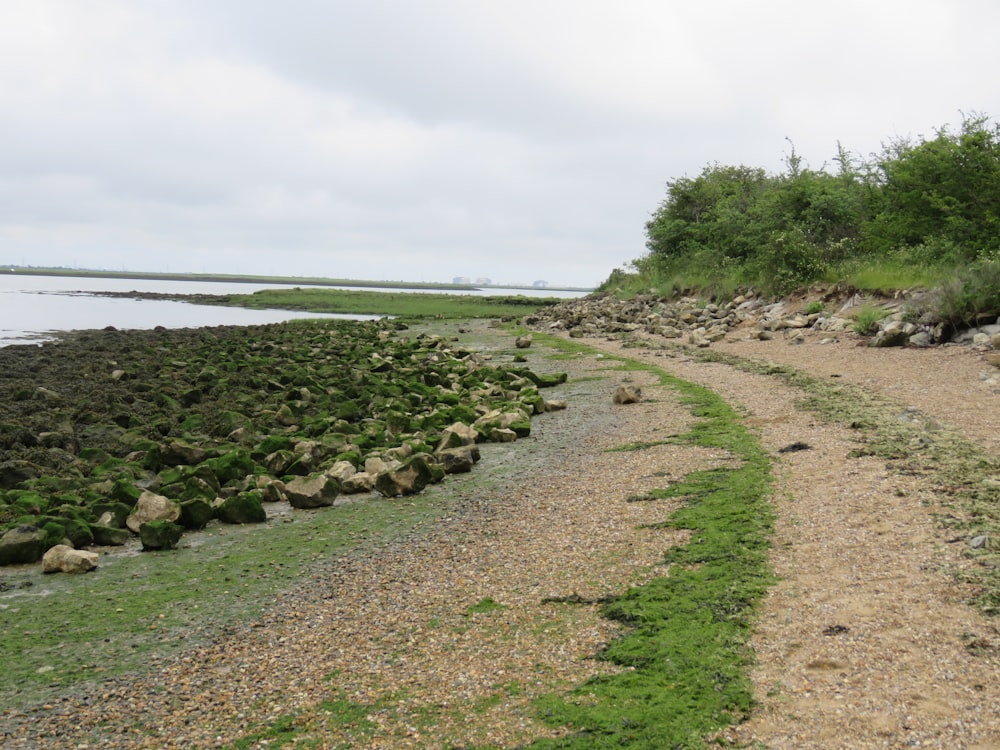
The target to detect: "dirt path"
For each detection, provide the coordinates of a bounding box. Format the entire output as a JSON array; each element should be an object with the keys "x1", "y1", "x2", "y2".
[
  {"x1": 580, "y1": 330, "x2": 1000, "y2": 749},
  {"x1": 5, "y1": 325, "x2": 1000, "y2": 748}
]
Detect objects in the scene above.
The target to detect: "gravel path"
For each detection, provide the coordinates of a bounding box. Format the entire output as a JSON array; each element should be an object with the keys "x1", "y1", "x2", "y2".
[{"x1": 5, "y1": 323, "x2": 1000, "y2": 748}]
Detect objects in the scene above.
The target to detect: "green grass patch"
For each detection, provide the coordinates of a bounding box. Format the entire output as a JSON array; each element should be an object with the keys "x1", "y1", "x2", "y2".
[
  {"x1": 465, "y1": 596, "x2": 508, "y2": 616},
  {"x1": 206, "y1": 287, "x2": 561, "y2": 320},
  {"x1": 0, "y1": 494, "x2": 457, "y2": 709}
]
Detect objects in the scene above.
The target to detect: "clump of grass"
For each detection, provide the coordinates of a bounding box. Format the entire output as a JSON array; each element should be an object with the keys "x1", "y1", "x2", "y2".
[
  {"x1": 851, "y1": 303, "x2": 891, "y2": 334},
  {"x1": 804, "y1": 300, "x2": 826, "y2": 315},
  {"x1": 920, "y1": 259, "x2": 1000, "y2": 330}
]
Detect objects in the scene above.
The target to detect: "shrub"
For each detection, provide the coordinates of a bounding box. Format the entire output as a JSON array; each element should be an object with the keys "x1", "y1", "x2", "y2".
[
  {"x1": 926, "y1": 259, "x2": 1000, "y2": 330},
  {"x1": 852, "y1": 304, "x2": 891, "y2": 334}
]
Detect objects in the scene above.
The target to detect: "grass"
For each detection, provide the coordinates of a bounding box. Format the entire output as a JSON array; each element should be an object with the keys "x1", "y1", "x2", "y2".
[
  {"x1": 202, "y1": 287, "x2": 562, "y2": 320},
  {"x1": 0, "y1": 493, "x2": 459, "y2": 709}
]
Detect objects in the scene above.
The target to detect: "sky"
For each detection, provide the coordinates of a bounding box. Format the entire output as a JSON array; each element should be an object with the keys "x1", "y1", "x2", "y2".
[{"x1": 2, "y1": 1, "x2": 999, "y2": 289}]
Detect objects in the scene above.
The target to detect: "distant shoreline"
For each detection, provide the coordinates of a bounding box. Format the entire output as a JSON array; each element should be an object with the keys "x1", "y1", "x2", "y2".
[{"x1": 0, "y1": 266, "x2": 595, "y2": 294}]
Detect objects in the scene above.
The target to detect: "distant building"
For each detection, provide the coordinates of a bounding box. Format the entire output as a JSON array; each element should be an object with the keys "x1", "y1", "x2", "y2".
[
  {"x1": 532, "y1": 280, "x2": 548, "y2": 288},
  {"x1": 475, "y1": 277, "x2": 492, "y2": 286},
  {"x1": 452, "y1": 276, "x2": 471, "y2": 284}
]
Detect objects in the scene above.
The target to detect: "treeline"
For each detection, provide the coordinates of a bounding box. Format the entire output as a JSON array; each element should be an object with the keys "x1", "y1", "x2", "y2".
[{"x1": 635, "y1": 113, "x2": 1000, "y2": 296}]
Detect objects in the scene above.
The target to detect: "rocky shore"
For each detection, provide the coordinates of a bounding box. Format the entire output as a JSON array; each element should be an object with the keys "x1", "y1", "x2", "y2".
[
  {"x1": 0, "y1": 319, "x2": 567, "y2": 571},
  {"x1": 524, "y1": 283, "x2": 1000, "y2": 352}
]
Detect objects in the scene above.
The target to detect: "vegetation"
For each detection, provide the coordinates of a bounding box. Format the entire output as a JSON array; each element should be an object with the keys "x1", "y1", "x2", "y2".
[
  {"x1": 615, "y1": 113, "x2": 1000, "y2": 297},
  {"x1": 528, "y1": 359, "x2": 774, "y2": 749},
  {"x1": 187, "y1": 287, "x2": 561, "y2": 320}
]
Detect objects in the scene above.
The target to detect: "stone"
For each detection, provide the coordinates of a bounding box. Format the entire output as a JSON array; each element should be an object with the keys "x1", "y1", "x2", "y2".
[
  {"x1": 139, "y1": 520, "x2": 184, "y2": 551},
  {"x1": 178, "y1": 498, "x2": 215, "y2": 530},
  {"x1": 325, "y1": 460, "x2": 358, "y2": 483},
  {"x1": 985, "y1": 352, "x2": 1000, "y2": 369},
  {"x1": 375, "y1": 455, "x2": 436, "y2": 497},
  {"x1": 543, "y1": 399, "x2": 568, "y2": 411},
  {"x1": 89, "y1": 523, "x2": 131, "y2": 546},
  {"x1": 992, "y1": 332, "x2": 1000, "y2": 350},
  {"x1": 215, "y1": 492, "x2": 267, "y2": 524},
  {"x1": 908, "y1": 331, "x2": 932, "y2": 347},
  {"x1": 126, "y1": 491, "x2": 181, "y2": 534},
  {"x1": 436, "y1": 422, "x2": 479, "y2": 450},
  {"x1": 0, "y1": 524, "x2": 47, "y2": 565},
  {"x1": 515, "y1": 335, "x2": 533, "y2": 349},
  {"x1": 341, "y1": 472, "x2": 375, "y2": 493},
  {"x1": 612, "y1": 385, "x2": 641, "y2": 405},
  {"x1": 285, "y1": 474, "x2": 340, "y2": 509},
  {"x1": 436, "y1": 445, "x2": 481, "y2": 474},
  {"x1": 42, "y1": 545, "x2": 99, "y2": 574},
  {"x1": 161, "y1": 440, "x2": 208, "y2": 466}
]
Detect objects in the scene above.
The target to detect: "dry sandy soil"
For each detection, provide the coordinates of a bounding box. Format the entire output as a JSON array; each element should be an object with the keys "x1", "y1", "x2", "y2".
[{"x1": 4, "y1": 322, "x2": 1000, "y2": 749}]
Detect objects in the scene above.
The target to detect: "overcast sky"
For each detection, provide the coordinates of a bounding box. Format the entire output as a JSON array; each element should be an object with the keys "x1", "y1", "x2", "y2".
[{"x1": 2, "y1": 1, "x2": 998, "y2": 288}]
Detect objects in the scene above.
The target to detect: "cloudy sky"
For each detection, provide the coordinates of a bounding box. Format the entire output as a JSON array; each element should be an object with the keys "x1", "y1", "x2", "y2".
[{"x1": 2, "y1": 1, "x2": 998, "y2": 288}]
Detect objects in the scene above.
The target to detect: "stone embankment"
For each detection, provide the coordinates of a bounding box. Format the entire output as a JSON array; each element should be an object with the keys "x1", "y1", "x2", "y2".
[{"x1": 525, "y1": 284, "x2": 1000, "y2": 355}]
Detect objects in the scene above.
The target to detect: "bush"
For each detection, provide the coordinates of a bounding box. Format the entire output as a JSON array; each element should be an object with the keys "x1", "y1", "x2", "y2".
[
  {"x1": 852, "y1": 305, "x2": 891, "y2": 334},
  {"x1": 925, "y1": 259, "x2": 1000, "y2": 330}
]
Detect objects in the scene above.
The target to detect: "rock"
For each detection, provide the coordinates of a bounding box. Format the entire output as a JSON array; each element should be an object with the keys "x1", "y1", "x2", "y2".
[
  {"x1": 179, "y1": 498, "x2": 215, "y2": 529},
  {"x1": 985, "y1": 352, "x2": 1000, "y2": 369},
  {"x1": 325, "y1": 460, "x2": 358, "y2": 483},
  {"x1": 908, "y1": 331, "x2": 932, "y2": 348},
  {"x1": 375, "y1": 455, "x2": 437, "y2": 497},
  {"x1": 215, "y1": 491, "x2": 267, "y2": 524},
  {"x1": 42, "y1": 545, "x2": 99, "y2": 574},
  {"x1": 992, "y1": 332, "x2": 1000, "y2": 350},
  {"x1": 436, "y1": 422, "x2": 479, "y2": 451},
  {"x1": 161, "y1": 440, "x2": 208, "y2": 466},
  {"x1": 543, "y1": 399, "x2": 568, "y2": 411},
  {"x1": 0, "y1": 524, "x2": 47, "y2": 565},
  {"x1": 285, "y1": 474, "x2": 340, "y2": 509},
  {"x1": 89, "y1": 523, "x2": 131, "y2": 546},
  {"x1": 436, "y1": 445, "x2": 481, "y2": 474},
  {"x1": 0, "y1": 460, "x2": 41, "y2": 489},
  {"x1": 126, "y1": 491, "x2": 181, "y2": 534},
  {"x1": 341, "y1": 472, "x2": 375, "y2": 493},
  {"x1": 139, "y1": 520, "x2": 184, "y2": 551},
  {"x1": 613, "y1": 385, "x2": 642, "y2": 405},
  {"x1": 870, "y1": 320, "x2": 908, "y2": 347},
  {"x1": 515, "y1": 335, "x2": 533, "y2": 349}
]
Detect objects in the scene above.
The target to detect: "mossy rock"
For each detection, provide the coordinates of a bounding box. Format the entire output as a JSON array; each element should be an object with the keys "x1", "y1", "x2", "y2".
[
  {"x1": 91, "y1": 501, "x2": 132, "y2": 527},
  {"x1": 0, "y1": 524, "x2": 47, "y2": 565},
  {"x1": 62, "y1": 517, "x2": 95, "y2": 548},
  {"x1": 41, "y1": 520, "x2": 68, "y2": 548},
  {"x1": 10, "y1": 492, "x2": 49, "y2": 515},
  {"x1": 89, "y1": 523, "x2": 130, "y2": 546},
  {"x1": 139, "y1": 520, "x2": 184, "y2": 551},
  {"x1": 509, "y1": 419, "x2": 532, "y2": 438},
  {"x1": 110, "y1": 479, "x2": 142, "y2": 506},
  {"x1": 179, "y1": 498, "x2": 214, "y2": 530},
  {"x1": 215, "y1": 491, "x2": 267, "y2": 525},
  {"x1": 206, "y1": 449, "x2": 254, "y2": 485}
]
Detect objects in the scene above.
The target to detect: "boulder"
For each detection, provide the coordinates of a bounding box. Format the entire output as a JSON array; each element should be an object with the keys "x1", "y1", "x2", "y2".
[
  {"x1": 126, "y1": 491, "x2": 181, "y2": 533},
  {"x1": 325, "y1": 460, "x2": 358, "y2": 483},
  {"x1": 436, "y1": 422, "x2": 479, "y2": 451},
  {"x1": 161, "y1": 440, "x2": 208, "y2": 466},
  {"x1": 341, "y1": 472, "x2": 375, "y2": 494},
  {"x1": 374, "y1": 455, "x2": 436, "y2": 498},
  {"x1": 515, "y1": 335, "x2": 533, "y2": 349},
  {"x1": 42, "y1": 545, "x2": 99, "y2": 574},
  {"x1": 285, "y1": 474, "x2": 340, "y2": 509},
  {"x1": 0, "y1": 524, "x2": 47, "y2": 565},
  {"x1": 612, "y1": 385, "x2": 642, "y2": 405},
  {"x1": 139, "y1": 520, "x2": 184, "y2": 551},
  {"x1": 178, "y1": 498, "x2": 215, "y2": 530},
  {"x1": 89, "y1": 523, "x2": 131, "y2": 546},
  {"x1": 436, "y1": 445, "x2": 481, "y2": 474},
  {"x1": 215, "y1": 491, "x2": 267, "y2": 524}
]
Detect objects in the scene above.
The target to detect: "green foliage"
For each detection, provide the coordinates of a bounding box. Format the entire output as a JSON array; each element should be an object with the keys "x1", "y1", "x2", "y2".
[
  {"x1": 918, "y1": 259, "x2": 1000, "y2": 330},
  {"x1": 851, "y1": 304, "x2": 891, "y2": 334},
  {"x1": 634, "y1": 113, "x2": 1000, "y2": 297}
]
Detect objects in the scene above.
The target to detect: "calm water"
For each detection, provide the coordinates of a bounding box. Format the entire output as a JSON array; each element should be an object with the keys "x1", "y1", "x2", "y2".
[{"x1": 0, "y1": 275, "x2": 587, "y2": 347}]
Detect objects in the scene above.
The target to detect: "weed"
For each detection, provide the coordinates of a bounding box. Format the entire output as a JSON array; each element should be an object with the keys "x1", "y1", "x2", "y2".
[{"x1": 851, "y1": 304, "x2": 891, "y2": 334}]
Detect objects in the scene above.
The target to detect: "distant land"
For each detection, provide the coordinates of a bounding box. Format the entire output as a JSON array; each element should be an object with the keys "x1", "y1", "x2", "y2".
[{"x1": 0, "y1": 266, "x2": 595, "y2": 293}]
